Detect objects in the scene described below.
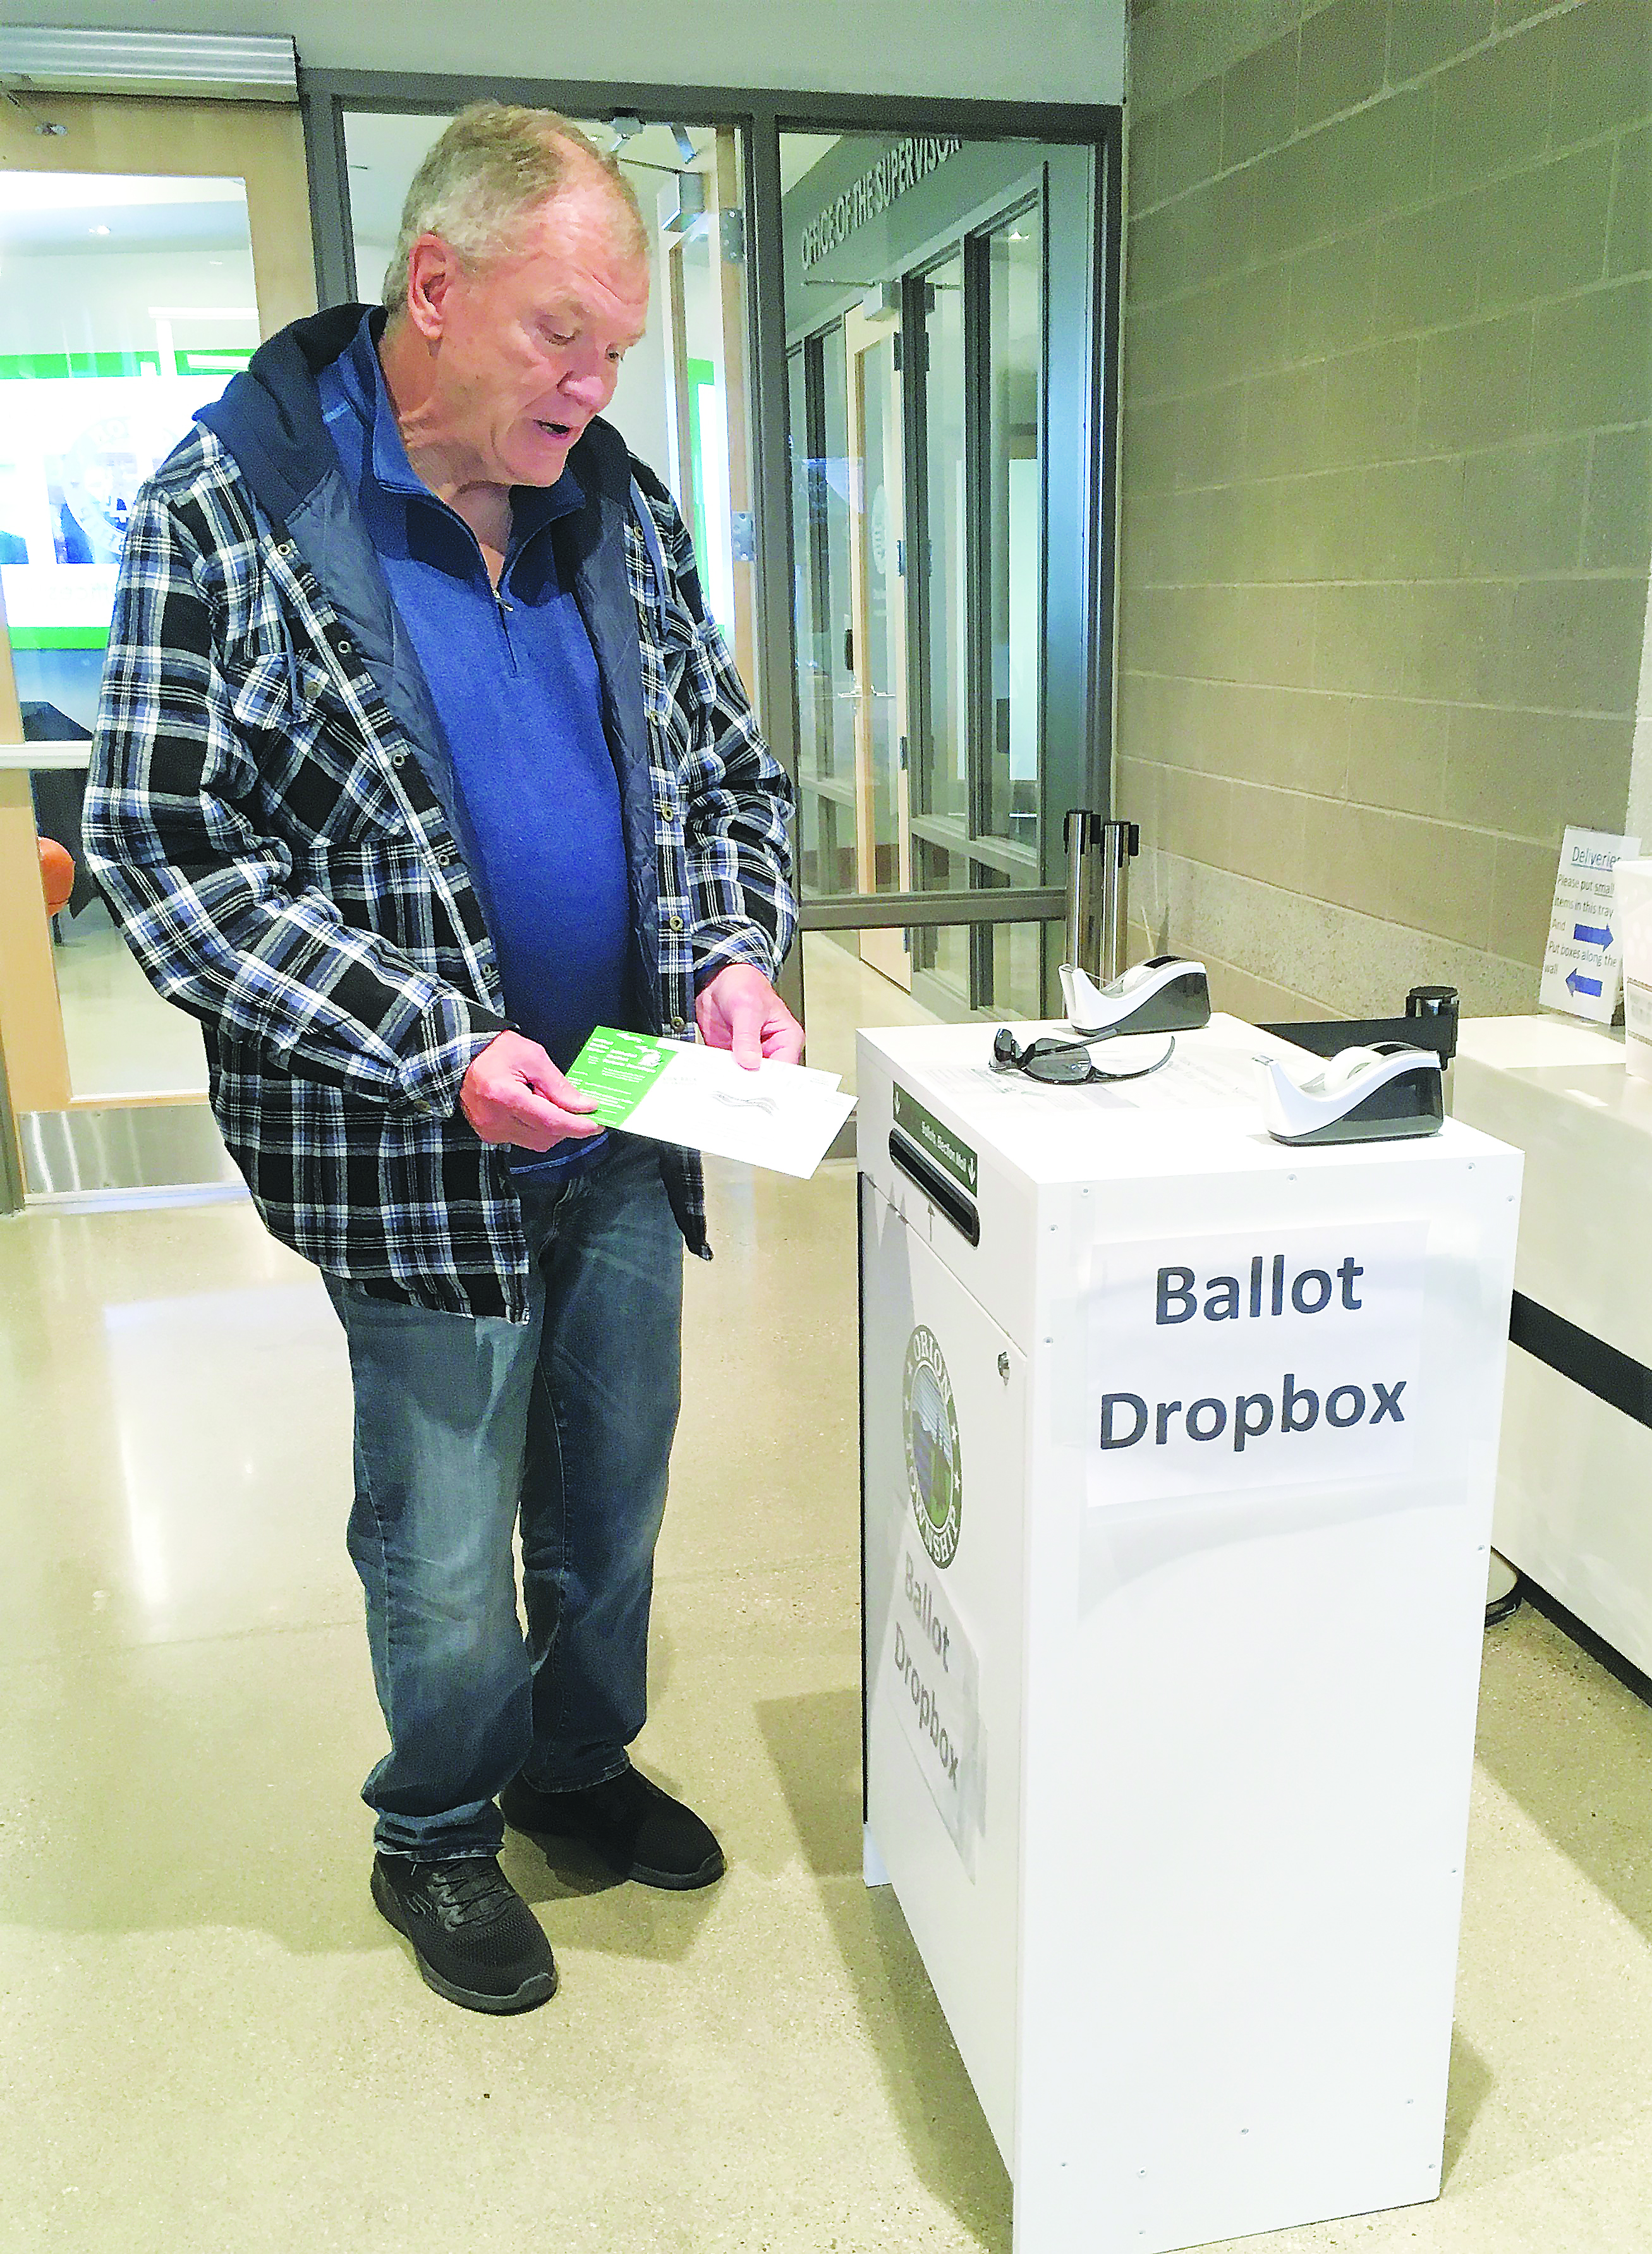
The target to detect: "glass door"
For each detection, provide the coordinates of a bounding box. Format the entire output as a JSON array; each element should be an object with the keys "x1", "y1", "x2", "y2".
[
  {"x1": 844, "y1": 305, "x2": 912, "y2": 988},
  {"x1": 0, "y1": 93, "x2": 314, "y2": 1196},
  {"x1": 787, "y1": 327, "x2": 858, "y2": 902},
  {"x1": 906, "y1": 203, "x2": 1045, "y2": 1021},
  {"x1": 780, "y1": 128, "x2": 1096, "y2": 1050}
]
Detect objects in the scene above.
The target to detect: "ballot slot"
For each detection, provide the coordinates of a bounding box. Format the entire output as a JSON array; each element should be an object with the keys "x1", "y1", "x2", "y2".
[{"x1": 889, "y1": 1125, "x2": 981, "y2": 1245}]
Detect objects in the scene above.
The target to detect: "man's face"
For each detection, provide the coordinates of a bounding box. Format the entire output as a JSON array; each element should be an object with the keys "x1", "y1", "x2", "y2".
[{"x1": 408, "y1": 178, "x2": 650, "y2": 487}]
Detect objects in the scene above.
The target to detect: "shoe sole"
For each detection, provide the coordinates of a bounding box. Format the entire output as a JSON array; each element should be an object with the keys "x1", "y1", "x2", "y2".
[
  {"x1": 370, "y1": 1865, "x2": 559, "y2": 2015},
  {"x1": 502, "y1": 1807, "x2": 726, "y2": 1892}
]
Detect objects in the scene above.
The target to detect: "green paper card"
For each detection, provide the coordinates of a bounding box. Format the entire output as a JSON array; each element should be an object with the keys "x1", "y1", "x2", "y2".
[
  {"x1": 564, "y1": 1026, "x2": 680, "y2": 1125},
  {"x1": 562, "y1": 1024, "x2": 856, "y2": 1179}
]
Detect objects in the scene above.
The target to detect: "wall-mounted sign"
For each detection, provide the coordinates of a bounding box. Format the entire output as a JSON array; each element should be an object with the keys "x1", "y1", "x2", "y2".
[
  {"x1": 799, "y1": 135, "x2": 964, "y2": 269},
  {"x1": 1539, "y1": 825, "x2": 1641, "y2": 1024}
]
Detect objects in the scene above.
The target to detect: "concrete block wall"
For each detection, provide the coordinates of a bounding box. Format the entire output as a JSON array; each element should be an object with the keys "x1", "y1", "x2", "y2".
[{"x1": 1117, "y1": 0, "x2": 1652, "y2": 1021}]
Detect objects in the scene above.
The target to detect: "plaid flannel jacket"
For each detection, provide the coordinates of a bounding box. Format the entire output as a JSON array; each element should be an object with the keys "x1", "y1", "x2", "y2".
[{"x1": 83, "y1": 311, "x2": 794, "y2": 1320}]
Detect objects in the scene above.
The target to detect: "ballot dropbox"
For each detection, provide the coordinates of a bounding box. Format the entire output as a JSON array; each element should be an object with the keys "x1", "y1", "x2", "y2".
[{"x1": 857, "y1": 1014, "x2": 1522, "y2": 2254}]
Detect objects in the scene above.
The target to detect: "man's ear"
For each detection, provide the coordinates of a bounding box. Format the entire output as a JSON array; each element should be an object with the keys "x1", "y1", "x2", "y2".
[{"x1": 404, "y1": 235, "x2": 461, "y2": 341}]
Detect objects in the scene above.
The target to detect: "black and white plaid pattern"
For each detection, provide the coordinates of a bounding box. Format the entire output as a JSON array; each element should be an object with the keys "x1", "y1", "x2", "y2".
[{"x1": 84, "y1": 424, "x2": 794, "y2": 1319}]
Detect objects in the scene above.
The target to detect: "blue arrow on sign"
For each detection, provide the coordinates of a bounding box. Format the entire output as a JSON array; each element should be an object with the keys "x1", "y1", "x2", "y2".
[
  {"x1": 1574, "y1": 922, "x2": 1613, "y2": 947},
  {"x1": 1567, "y1": 968, "x2": 1604, "y2": 998}
]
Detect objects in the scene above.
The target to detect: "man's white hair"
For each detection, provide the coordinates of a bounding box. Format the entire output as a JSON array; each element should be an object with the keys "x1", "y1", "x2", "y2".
[{"x1": 382, "y1": 101, "x2": 647, "y2": 312}]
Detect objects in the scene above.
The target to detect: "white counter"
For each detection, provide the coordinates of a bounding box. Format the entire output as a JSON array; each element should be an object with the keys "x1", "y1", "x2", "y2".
[
  {"x1": 1454, "y1": 1014, "x2": 1652, "y2": 1672},
  {"x1": 0, "y1": 742, "x2": 92, "y2": 771}
]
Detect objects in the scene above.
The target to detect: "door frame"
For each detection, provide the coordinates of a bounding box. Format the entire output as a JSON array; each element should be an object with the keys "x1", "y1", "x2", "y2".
[
  {"x1": 844, "y1": 304, "x2": 912, "y2": 986},
  {"x1": 657, "y1": 128, "x2": 761, "y2": 707}
]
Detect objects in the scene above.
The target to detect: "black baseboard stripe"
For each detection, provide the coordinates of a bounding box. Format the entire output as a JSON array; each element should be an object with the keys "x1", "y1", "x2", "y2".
[
  {"x1": 1517, "y1": 1578, "x2": 1652, "y2": 1714},
  {"x1": 1503, "y1": 1293, "x2": 1652, "y2": 1706},
  {"x1": 1509, "y1": 1291, "x2": 1652, "y2": 1431}
]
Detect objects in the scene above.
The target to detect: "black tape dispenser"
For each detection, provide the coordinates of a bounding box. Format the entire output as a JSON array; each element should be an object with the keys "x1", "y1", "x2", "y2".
[
  {"x1": 1060, "y1": 955, "x2": 1213, "y2": 1039},
  {"x1": 1260, "y1": 1042, "x2": 1444, "y2": 1146}
]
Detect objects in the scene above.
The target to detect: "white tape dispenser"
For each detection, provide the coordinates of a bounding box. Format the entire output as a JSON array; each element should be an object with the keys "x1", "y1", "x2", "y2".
[
  {"x1": 1059, "y1": 955, "x2": 1213, "y2": 1040},
  {"x1": 1260, "y1": 1042, "x2": 1444, "y2": 1146}
]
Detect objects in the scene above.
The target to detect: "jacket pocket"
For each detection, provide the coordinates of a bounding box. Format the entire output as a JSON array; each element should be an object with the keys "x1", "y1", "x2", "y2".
[{"x1": 224, "y1": 650, "x2": 409, "y2": 847}]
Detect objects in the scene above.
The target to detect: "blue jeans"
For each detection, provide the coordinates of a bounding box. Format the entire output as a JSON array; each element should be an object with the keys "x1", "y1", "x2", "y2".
[{"x1": 324, "y1": 1133, "x2": 684, "y2": 1859}]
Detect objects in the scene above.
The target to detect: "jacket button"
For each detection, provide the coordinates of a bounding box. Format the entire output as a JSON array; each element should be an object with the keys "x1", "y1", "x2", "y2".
[
  {"x1": 671, "y1": 1016, "x2": 686, "y2": 1033},
  {"x1": 668, "y1": 914, "x2": 684, "y2": 933},
  {"x1": 434, "y1": 845, "x2": 455, "y2": 866},
  {"x1": 336, "y1": 636, "x2": 353, "y2": 655},
  {"x1": 391, "y1": 749, "x2": 408, "y2": 768}
]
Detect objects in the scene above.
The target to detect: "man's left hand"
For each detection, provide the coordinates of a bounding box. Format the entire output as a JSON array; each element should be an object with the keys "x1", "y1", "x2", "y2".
[{"x1": 695, "y1": 963, "x2": 803, "y2": 1070}]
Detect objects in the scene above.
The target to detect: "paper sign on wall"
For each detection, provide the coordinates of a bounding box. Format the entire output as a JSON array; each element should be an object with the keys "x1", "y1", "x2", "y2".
[
  {"x1": 1086, "y1": 1222, "x2": 1426, "y2": 1510},
  {"x1": 1540, "y1": 827, "x2": 1641, "y2": 1024}
]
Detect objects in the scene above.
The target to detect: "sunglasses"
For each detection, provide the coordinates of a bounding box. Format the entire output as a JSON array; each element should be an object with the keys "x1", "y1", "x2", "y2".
[{"x1": 990, "y1": 1028, "x2": 1177, "y2": 1085}]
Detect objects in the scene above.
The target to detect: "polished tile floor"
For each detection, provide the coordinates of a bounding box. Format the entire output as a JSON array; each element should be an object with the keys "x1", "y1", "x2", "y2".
[
  {"x1": 5, "y1": 993, "x2": 1652, "y2": 2250},
  {"x1": 51, "y1": 907, "x2": 209, "y2": 1101}
]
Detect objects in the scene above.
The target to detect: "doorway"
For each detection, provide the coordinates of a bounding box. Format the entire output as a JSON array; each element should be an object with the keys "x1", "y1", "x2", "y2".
[
  {"x1": 302, "y1": 83, "x2": 1118, "y2": 1087},
  {"x1": 0, "y1": 89, "x2": 315, "y2": 1199},
  {"x1": 784, "y1": 140, "x2": 1080, "y2": 1033}
]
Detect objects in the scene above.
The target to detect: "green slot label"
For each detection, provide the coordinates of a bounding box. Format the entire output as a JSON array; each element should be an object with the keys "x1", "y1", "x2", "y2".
[{"x1": 892, "y1": 1085, "x2": 977, "y2": 1197}]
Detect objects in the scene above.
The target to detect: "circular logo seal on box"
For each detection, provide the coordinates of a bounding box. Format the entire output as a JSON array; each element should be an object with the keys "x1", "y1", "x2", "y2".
[{"x1": 904, "y1": 1324, "x2": 961, "y2": 1568}]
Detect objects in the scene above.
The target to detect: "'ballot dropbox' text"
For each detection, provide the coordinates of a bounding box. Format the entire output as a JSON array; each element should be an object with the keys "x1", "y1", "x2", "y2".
[
  {"x1": 1086, "y1": 1225, "x2": 1426, "y2": 1506},
  {"x1": 879, "y1": 1542, "x2": 985, "y2": 1875}
]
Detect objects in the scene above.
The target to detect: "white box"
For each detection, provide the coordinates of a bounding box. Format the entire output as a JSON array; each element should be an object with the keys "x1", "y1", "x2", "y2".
[{"x1": 859, "y1": 1015, "x2": 1522, "y2": 2254}]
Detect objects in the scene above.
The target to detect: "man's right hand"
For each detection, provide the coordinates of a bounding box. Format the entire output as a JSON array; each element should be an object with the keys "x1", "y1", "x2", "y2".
[{"x1": 458, "y1": 1031, "x2": 602, "y2": 1151}]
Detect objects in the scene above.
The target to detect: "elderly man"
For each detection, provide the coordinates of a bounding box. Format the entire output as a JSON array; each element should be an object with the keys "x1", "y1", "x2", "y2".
[{"x1": 84, "y1": 104, "x2": 799, "y2": 2015}]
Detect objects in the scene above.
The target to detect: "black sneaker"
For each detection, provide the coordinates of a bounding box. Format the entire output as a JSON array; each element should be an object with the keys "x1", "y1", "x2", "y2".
[
  {"x1": 370, "y1": 1853, "x2": 558, "y2": 2014},
  {"x1": 500, "y1": 1765, "x2": 726, "y2": 1891}
]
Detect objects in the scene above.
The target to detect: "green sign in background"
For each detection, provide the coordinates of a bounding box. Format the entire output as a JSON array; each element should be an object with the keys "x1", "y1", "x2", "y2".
[{"x1": 1, "y1": 343, "x2": 257, "y2": 650}]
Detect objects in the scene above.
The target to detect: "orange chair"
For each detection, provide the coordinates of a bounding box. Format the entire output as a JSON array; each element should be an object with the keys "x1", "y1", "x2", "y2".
[{"x1": 39, "y1": 836, "x2": 75, "y2": 919}]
